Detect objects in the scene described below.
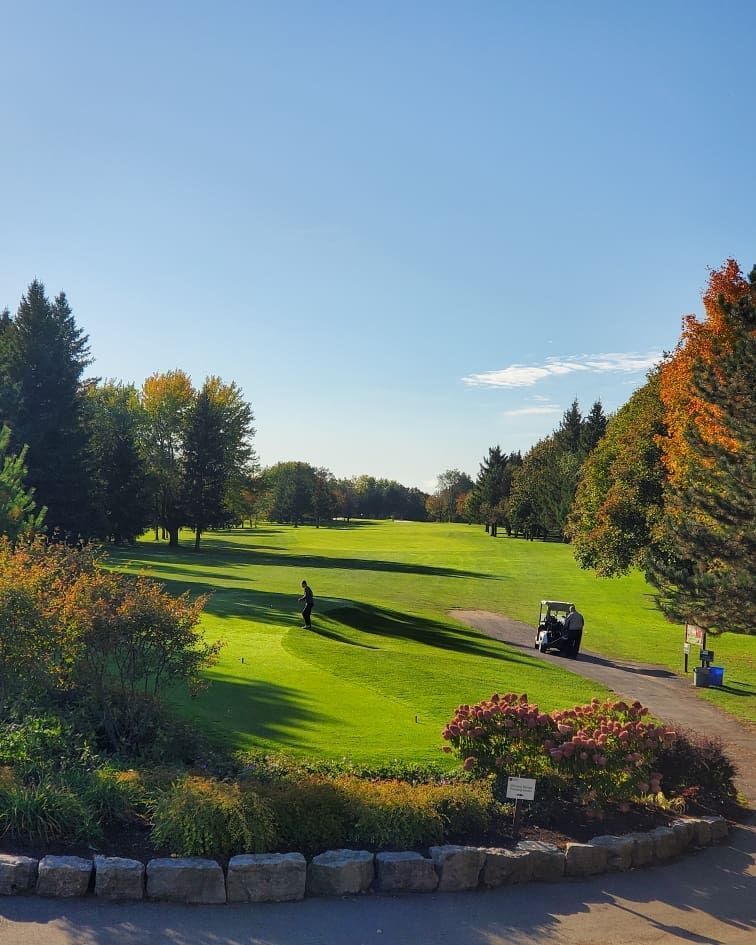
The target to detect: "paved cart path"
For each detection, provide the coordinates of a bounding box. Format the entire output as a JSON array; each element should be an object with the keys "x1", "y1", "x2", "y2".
[
  {"x1": 451, "y1": 609, "x2": 756, "y2": 803},
  {"x1": 1, "y1": 611, "x2": 754, "y2": 945}
]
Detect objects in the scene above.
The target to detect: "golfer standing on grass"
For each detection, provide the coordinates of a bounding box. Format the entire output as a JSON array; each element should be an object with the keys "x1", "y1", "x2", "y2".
[{"x1": 299, "y1": 579, "x2": 314, "y2": 629}]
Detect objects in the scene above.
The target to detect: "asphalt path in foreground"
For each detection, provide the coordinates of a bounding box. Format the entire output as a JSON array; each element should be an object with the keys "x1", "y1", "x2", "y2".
[{"x1": 1, "y1": 610, "x2": 753, "y2": 945}]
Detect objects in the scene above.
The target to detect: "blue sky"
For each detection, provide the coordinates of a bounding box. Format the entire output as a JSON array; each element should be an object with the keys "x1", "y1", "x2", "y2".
[{"x1": 1, "y1": 1, "x2": 754, "y2": 489}]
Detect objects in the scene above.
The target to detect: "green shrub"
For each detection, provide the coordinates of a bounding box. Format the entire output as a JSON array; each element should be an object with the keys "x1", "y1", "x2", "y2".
[
  {"x1": 0, "y1": 714, "x2": 96, "y2": 776},
  {"x1": 253, "y1": 777, "x2": 357, "y2": 856},
  {"x1": 429, "y1": 780, "x2": 494, "y2": 839},
  {"x1": 346, "y1": 779, "x2": 444, "y2": 849},
  {"x1": 0, "y1": 779, "x2": 98, "y2": 844},
  {"x1": 150, "y1": 776, "x2": 276, "y2": 858},
  {"x1": 253, "y1": 773, "x2": 498, "y2": 854},
  {"x1": 63, "y1": 766, "x2": 147, "y2": 825}
]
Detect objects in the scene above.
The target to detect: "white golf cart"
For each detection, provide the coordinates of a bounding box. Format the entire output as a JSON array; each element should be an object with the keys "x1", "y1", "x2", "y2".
[{"x1": 534, "y1": 600, "x2": 582, "y2": 659}]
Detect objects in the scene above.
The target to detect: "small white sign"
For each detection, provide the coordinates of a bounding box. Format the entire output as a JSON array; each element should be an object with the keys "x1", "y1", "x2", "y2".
[{"x1": 506, "y1": 777, "x2": 537, "y2": 801}]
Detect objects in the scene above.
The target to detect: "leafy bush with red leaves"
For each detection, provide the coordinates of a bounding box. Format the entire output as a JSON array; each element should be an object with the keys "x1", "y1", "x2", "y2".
[{"x1": 443, "y1": 693, "x2": 676, "y2": 812}]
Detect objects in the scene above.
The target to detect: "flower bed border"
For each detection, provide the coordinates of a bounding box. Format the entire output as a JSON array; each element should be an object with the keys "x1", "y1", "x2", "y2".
[{"x1": 0, "y1": 816, "x2": 729, "y2": 903}]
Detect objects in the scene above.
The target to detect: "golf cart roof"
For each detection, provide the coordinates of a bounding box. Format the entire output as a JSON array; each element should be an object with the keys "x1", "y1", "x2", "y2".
[{"x1": 541, "y1": 600, "x2": 574, "y2": 610}]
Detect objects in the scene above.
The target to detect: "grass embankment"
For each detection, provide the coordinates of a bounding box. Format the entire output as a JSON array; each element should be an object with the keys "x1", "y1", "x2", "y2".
[{"x1": 111, "y1": 522, "x2": 755, "y2": 762}]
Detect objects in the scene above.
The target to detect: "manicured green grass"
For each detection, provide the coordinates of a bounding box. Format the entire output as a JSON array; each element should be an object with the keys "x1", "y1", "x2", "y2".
[{"x1": 110, "y1": 521, "x2": 755, "y2": 762}]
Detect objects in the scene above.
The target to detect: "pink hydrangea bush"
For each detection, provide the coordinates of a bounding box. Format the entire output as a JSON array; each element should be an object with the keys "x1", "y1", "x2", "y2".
[
  {"x1": 443, "y1": 694, "x2": 675, "y2": 812},
  {"x1": 442, "y1": 693, "x2": 557, "y2": 779}
]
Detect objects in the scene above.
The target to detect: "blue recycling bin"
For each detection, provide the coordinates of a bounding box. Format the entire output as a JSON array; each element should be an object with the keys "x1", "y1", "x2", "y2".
[{"x1": 709, "y1": 666, "x2": 724, "y2": 687}]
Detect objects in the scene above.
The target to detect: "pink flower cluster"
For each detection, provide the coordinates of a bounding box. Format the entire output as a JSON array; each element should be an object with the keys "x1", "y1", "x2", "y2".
[
  {"x1": 442, "y1": 693, "x2": 676, "y2": 810},
  {"x1": 442, "y1": 692, "x2": 554, "y2": 743},
  {"x1": 545, "y1": 698, "x2": 672, "y2": 770}
]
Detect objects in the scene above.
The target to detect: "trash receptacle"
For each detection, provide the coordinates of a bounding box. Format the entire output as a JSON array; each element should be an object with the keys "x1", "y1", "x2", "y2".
[
  {"x1": 693, "y1": 667, "x2": 710, "y2": 688},
  {"x1": 709, "y1": 666, "x2": 724, "y2": 687}
]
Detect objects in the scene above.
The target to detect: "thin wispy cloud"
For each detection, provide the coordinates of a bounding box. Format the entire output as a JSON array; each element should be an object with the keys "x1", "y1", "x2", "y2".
[{"x1": 463, "y1": 351, "x2": 662, "y2": 389}]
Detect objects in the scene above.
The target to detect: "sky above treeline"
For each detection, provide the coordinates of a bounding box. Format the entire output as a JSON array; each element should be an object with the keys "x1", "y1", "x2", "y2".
[{"x1": 2, "y1": 1, "x2": 755, "y2": 490}]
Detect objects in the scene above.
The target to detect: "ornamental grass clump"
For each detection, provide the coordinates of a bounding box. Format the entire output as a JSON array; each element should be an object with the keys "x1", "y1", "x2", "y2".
[
  {"x1": 443, "y1": 693, "x2": 675, "y2": 813},
  {"x1": 150, "y1": 775, "x2": 277, "y2": 859}
]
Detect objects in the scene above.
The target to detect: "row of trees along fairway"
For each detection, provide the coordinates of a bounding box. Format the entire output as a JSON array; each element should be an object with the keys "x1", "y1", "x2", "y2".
[
  {"x1": 455, "y1": 401, "x2": 606, "y2": 539},
  {"x1": 0, "y1": 281, "x2": 255, "y2": 549},
  {"x1": 569, "y1": 260, "x2": 755, "y2": 635},
  {"x1": 256, "y1": 464, "x2": 429, "y2": 525}
]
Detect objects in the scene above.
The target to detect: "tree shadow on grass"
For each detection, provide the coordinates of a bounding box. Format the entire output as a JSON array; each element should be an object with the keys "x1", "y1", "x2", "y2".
[
  {"x1": 110, "y1": 540, "x2": 495, "y2": 580},
  {"x1": 178, "y1": 676, "x2": 334, "y2": 754},
  {"x1": 328, "y1": 603, "x2": 539, "y2": 665},
  {"x1": 307, "y1": 622, "x2": 379, "y2": 650},
  {"x1": 202, "y1": 546, "x2": 494, "y2": 579}
]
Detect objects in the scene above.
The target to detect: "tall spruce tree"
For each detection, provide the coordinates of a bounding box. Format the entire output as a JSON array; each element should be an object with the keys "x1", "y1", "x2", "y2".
[
  {"x1": 556, "y1": 399, "x2": 583, "y2": 453},
  {"x1": 648, "y1": 272, "x2": 756, "y2": 634},
  {"x1": 0, "y1": 281, "x2": 95, "y2": 535},
  {"x1": 472, "y1": 446, "x2": 520, "y2": 536},
  {"x1": 581, "y1": 400, "x2": 608, "y2": 454}
]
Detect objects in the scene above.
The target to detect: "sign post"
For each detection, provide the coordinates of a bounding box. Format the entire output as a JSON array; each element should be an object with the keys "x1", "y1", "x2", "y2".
[
  {"x1": 506, "y1": 777, "x2": 537, "y2": 837},
  {"x1": 685, "y1": 623, "x2": 706, "y2": 672}
]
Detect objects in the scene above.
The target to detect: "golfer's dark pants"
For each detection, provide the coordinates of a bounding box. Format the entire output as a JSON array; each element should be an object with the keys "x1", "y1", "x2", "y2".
[{"x1": 302, "y1": 603, "x2": 313, "y2": 627}]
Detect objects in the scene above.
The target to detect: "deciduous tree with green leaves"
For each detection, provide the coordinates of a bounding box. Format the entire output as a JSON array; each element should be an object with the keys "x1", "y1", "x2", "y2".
[
  {"x1": 567, "y1": 376, "x2": 665, "y2": 575},
  {"x1": 86, "y1": 382, "x2": 152, "y2": 543},
  {"x1": 182, "y1": 377, "x2": 255, "y2": 550}
]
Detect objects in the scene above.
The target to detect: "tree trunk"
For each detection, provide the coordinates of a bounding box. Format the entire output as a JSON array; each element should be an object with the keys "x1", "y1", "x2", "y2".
[
  {"x1": 485, "y1": 523, "x2": 489, "y2": 533},
  {"x1": 154, "y1": 522, "x2": 159, "y2": 540},
  {"x1": 168, "y1": 526, "x2": 180, "y2": 547},
  {"x1": 194, "y1": 527, "x2": 201, "y2": 551}
]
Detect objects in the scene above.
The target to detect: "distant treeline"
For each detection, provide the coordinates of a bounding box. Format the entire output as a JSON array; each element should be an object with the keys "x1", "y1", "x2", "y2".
[{"x1": 254, "y1": 464, "x2": 429, "y2": 526}]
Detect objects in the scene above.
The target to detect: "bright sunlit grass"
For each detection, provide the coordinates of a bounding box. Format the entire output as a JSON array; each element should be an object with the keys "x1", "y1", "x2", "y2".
[{"x1": 109, "y1": 521, "x2": 755, "y2": 762}]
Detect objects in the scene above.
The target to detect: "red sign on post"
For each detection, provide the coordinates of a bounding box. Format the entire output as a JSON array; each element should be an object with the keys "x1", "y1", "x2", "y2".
[{"x1": 685, "y1": 624, "x2": 705, "y2": 646}]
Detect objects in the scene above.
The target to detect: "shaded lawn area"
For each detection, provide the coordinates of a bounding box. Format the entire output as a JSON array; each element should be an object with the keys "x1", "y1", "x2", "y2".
[{"x1": 109, "y1": 521, "x2": 755, "y2": 762}]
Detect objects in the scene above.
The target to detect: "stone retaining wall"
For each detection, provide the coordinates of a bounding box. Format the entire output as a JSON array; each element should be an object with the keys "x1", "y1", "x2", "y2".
[{"x1": 0, "y1": 816, "x2": 729, "y2": 904}]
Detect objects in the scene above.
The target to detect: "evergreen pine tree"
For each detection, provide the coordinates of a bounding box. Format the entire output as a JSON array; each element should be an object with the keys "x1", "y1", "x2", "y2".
[
  {"x1": 0, "y1": 424, "x2": 46, "y2": 540},
  {"x1": 648, "y1": 272, "x2": 756, "y2": 634},
  {"x1": 0, "y1": 281, "x2": 95, "y2": 535},
  {"x1": 556, "y1": 399, "x2": 583, "y2": 453},
  {"x1": 581, "y1": 400, "x2": 607, "y2": 454}
]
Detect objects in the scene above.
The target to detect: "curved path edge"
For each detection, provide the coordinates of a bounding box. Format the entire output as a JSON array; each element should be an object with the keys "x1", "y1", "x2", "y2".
[{"x1": 451, "y1": 608, "x2": 756, "y2": 804}]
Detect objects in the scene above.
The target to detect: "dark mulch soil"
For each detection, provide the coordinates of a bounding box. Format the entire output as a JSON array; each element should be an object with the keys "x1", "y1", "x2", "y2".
[
  {"x1": 0, "y1": 820, "x2": 169, "y2": 864},
  {"x1": 3, "y1": 796, "x2": 747, "y2": 865}
]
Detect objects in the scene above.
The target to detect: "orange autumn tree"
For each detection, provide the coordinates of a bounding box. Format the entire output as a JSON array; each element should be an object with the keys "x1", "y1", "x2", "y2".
[
  {"x1": 650, "y1": 260, "x2": 756, "y2": 633},
  {"x1": 658, "y1": 259, "x2": 750, "y2": 487},
  {"x1": 569, "y1": 260, "x2": 755, "y2": 634}
]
